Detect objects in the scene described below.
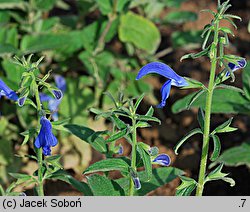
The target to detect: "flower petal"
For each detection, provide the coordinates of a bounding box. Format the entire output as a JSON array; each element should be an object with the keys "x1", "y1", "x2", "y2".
[
  {"x1": 156, "y1": 79, "x2": 172, "y2": 108},
  {"x1": 0, "y1": 79, "x2": 18, "y2": 101},
  {"x1": 34, "y1": 116, "x2": 58, "y2": 156},
  {"x1": 42, "y1": 146, "x2": 51, "y2": 156},
  {"x1": 226, "y1": 58, "x2": 247, "y2": 76},
  {"x1": 136, "y1": 62, "x2": 188, "y2": 87},
  {"x1": 39, "y1": 93, "x2": 53, "y2": 102},
  {"x1": 34, "y1": 136, "x2": 41, "y2": 148},
  {"x1": 117, "y1": 145, "x2": 123, "y2": 155},
  {"x1": 54, "y1": 75, "x2": 66, "y2": 93},
  {"x1": 152, "y1": 154, "x2": 171, "y2": 166}
]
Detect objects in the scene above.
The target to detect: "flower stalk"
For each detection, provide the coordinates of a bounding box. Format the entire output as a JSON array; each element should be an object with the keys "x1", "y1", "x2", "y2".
[
  {"x1": 128, "y1": 118, "x2": 137, "y2": 196},
  {"x1": 34, "y1": 83, "x2": 44, "y2": 196},
  {"x1": 196, "y1": 20, "x2": 220, "y2": 196}
]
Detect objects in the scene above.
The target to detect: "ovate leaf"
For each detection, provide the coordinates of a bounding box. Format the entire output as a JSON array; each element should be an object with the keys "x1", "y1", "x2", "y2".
[
  {"x1": 87, "y1": 174, "x2": 125, "y2": 196},
  {"x1": 83, "y1": 158, "x2": 130, "y2": 175},
  {"x1": 119, "y1": 11, "x2": 161, "y2": 54}
]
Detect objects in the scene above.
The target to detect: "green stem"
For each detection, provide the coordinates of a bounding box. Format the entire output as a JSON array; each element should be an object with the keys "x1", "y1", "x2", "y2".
[
  {"x1": 34, "y1": 84, "x2": 44, "y2": 196},
  {"x1": 128, "y1": 118, "x2": 137, "y2": 196},
  {"x1": 196, "y1": 21, "x2": 219, "y2": 196}
]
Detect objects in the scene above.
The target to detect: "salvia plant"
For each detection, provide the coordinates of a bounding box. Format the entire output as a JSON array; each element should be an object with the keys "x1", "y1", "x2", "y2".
[
  {"x1": 137, "y1": 0, "x2": 247, "y2": 196},
  {"x1": 0, "y1": 0, "x2": 248, "y2": 196}
]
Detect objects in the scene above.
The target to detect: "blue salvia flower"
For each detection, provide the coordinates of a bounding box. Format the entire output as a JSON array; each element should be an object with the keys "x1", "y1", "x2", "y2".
[
  {"x1": 117, "y1": 145, "x2": 123, "y2": 155},
  {"x1": 132, "y1": 176, "x2": 141, "y2": 190},
  {"x1": 152, "y1": 154, "x2": 171, "y2": 166},
  {"x1": 136, "y1": 62, "x2": 188, "y2": 108},
  {"x1": 0, "y1": 79, "x2": 18, "y2": 101},
  {"x1": 225, "y1": 58, "x2": 247, "y2": 77},
  {"x1": 34, "y1": 116, "x2": 58, "y2": 156},
  {"x1": 40, "y1": 75, "x2": 66, "y2": 121}
]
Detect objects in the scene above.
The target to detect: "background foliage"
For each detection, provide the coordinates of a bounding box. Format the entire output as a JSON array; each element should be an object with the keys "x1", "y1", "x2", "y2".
[{"x1": 0, "y1": 0, "x2": 249, "y2": 195}]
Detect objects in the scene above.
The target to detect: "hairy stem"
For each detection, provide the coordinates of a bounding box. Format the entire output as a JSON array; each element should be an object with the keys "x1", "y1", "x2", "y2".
[
  {"x1": 34, "y1": 84, "x2": 44, "y2": 196},
  {"x1": 128, "y1": 118, "x2": 137, "y2": 196},
  {"x1": 196, "y1": 21, "x2": 219, "y2": 196}
]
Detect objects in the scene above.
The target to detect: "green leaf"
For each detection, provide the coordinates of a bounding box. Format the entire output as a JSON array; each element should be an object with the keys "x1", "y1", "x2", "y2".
[
  {"x1": 33, "y1": 0, "x2": 57, "y2": 11},
  {"x1": 176, "y1": 176, "x2": 197, "y2": 196},
  {"x1": 134, "y1": 93, "x2": 145, "y2": 112},
  {"x1": 212, "y1": 141, "x2": 250, "y2": 167},
  {"x1": 110, "y1": 115, "x2": 127, "y2": 129},
  {"x1": 197, "y1": 108, "x2": 205, "y2": 132},
  {"x1": 164, "y1": 11, "x2": 197, "y2": 24},
  {"x1": 105, "y1": 128, "x2": 127, "y2": 143},
  {"x1": 205, "y1": 163, "x2": 235, "y2": 187},
  {"x1": 219, "y1": 27, "x2": 234, "y2": 36},
  {"x1": 9, "y1": 173, "x2": 32, "y2": 181},
  {"x1": 137, "y1": 143, "x2": 152, "y2": 181},
  {"x1": 211, "y1": 117, "x2": 237, "y2": 135},
  {"x1": 116, "y1": 167, "x2": 183, "y2": 196},
  {"x1": 0, "y1": 44, "x2": 18, "y2": 56},
  {"x1": 162, "y1": 0, "x2": 187, "y2": 8},
  {"x1": 44, "y1": 155, "x2": 63, "y2": 169},
  {"x1": 0, "y1": 0, "x2": 27, "y2": 10},
  {"x1": 174, "y1": 128, "x2": 203, "y2": 155},
  {"x1": 20, "y1": 128, "x2": 37, "y2": 146},
  {"x1": 215, "y1": 84, "x2": 244, "y2": 94},
  {"x1": 136, "y1": 121, "x2": 151, "y2": 128},
  {"x1": 171, "y1": 30, "x2": 202, "y2": 49},
  {"x1": 136, "y1": 115, "x2": 161, "y2": 124},
  {"x1": 83, "y1": 158, "x2": 130, "y2": 175},
  {"x1": 95, "y1": 0, "x2": 112, "y2": 15},
  {"x1": 242, "y1": 61, "x2": 250, "y2": 100},
  {"x1": 172, "y1": 88, "x2": 250, "y2": 114},
  {"x1": 47, "y1": 170, "x2": 93, "y2": 195},
  {"x1": 182, "y1": 77, "x2": 205, "y2": 89},
  {"x1": 87, "y1": 174, "x2": 125, "y2": 196},
  {"x1": 180, "y1": 46, "x2": 210, "y2": 61},
  {"x1": 210, "y1": 134, "x2": 221, "y2": 162},
  {"x1": 21, "y1": 31, "x2": 83, "y2": 54},
  {"x1": 51, "y1": 118, "x2": 71, "y2": 132},
  {"x1": 119, "y1": 11, "x2": 161, "y2": 54},
  {"x1": 64, "y1": 124, "x2": 107, "y2": 153}
]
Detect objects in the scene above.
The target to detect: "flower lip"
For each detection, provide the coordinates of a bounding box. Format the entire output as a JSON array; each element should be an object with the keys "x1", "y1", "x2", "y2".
[
  {"x1": 136, "y1": 62, "x2": 188, "y2": 87},
  {"x1": 54, "y1": 75, "x2": 66, "y2": 93},
  {"x1": 156, "y1": 79, "x2": 172, "y2": 108},
  {"x1": 0, "y1": 79, "x2": 19, "y2": 101},
  {"x1": 34, "y1": 116, "x2": 58, "y2": 156},
  {"x1": 226, "y1": 59, "x2": 247, "y2": 77},
  {"x1": 152, "y1": 154, "x2": 171, "y2": 166}
]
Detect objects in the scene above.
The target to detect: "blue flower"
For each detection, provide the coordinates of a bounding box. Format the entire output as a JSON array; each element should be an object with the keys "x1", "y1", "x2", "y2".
[
  {"x1": 152, "y1": 154, "x2": 171, "y2": 166},
  {"x1": 132, "y1": 176, "x2": 141, "y2": 190},
  {"x1": 40, "y1": 75, "x2": 66, "y2": 121},
  {"x1": 226, "y1": 59, "x2": 247, "y2": 77},
  {"x1": 136, "y1": 62, "x2": 188, "y2": 108},
  {"x1": 34, "y1": 116, "x2": 58, "y2": 156},
  {"x1": 117, "y1": 145, "x2": 123, "y2": 155},
  {"x1": 0, "y1": 79, "x2": 18, "y2": 101}
]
